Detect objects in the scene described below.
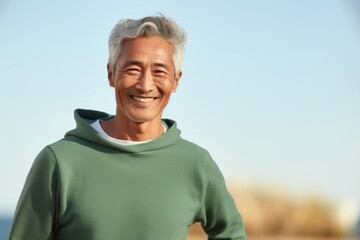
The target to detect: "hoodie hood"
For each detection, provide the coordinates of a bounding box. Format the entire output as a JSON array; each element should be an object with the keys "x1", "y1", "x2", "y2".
[{"x1": 65, "y1": 109, "x2": 182, "y2": 153}]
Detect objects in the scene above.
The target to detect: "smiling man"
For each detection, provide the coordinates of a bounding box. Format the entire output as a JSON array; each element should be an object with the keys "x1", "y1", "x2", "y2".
[
  {"x1": 9, "y1": 15, "x2": 247, "y2": 240},
  {"x1": 102, "y1": 36, "x2": 180, "y2": 141}
]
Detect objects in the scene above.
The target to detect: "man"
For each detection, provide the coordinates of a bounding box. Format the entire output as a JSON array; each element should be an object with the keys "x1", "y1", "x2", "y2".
[{"x1": 9, "y1": 15, "x2": 247, "y2": 239}]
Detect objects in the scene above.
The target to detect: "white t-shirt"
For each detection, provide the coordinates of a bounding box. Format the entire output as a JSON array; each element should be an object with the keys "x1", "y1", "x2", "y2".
[{"x1": 91, "y1": 120, "x2": 167, "y2": 145}]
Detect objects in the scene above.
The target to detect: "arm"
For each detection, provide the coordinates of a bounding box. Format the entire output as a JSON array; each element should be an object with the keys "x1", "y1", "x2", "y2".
[
  {"x1": 9, "y1": 146, "x2": 59, "y2": 240},
  {"x1": 195, "y1": 153, "x2": 247, "y2": 240}
]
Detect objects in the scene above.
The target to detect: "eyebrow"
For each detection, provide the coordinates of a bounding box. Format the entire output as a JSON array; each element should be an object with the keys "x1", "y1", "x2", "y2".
[
  {"x1": 153, "y1": 62, "x2": 171, "y2": 70},
  {"x1": 122, "y1": 60, "x2": 171, "y2": 70},
  {"x1": 123, "y1": 60, "x2": 143, "y2": 67}
]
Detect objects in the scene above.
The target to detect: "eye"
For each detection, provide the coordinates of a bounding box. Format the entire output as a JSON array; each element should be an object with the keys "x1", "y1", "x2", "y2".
[
  {"x1": 153, "y1": 69, "x2": 167, "y2": 76},
  {"x1": 125, "y1": 67, "x2": 141, "y2": 75}
]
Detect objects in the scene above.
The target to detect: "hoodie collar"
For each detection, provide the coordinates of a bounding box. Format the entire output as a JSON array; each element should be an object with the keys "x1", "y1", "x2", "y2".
[{"x1": 65, "y1": 109, "x2": 181, "y2": 153}]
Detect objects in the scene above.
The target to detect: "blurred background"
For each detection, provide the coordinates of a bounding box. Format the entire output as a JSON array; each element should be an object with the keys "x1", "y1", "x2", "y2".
[{"x1": 0, "y1": 0, "x2": 359, "y2": 239}]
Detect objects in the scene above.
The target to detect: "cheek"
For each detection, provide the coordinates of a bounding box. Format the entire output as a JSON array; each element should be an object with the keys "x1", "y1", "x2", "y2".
[
  {"x1": 113, "y1": 81, "x2": 127, "y2": 101},
  {"x1": 114, "y1": 76, "x2": 131, "y2": 90},
  {"x1": 160, "y1": 79, "x2": 177, "y2": 93}
]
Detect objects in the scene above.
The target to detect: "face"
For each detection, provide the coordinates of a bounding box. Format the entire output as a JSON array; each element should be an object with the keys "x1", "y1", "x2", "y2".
[{"x1": 107, "y1": 37, "x2": 181, "y2": 124}]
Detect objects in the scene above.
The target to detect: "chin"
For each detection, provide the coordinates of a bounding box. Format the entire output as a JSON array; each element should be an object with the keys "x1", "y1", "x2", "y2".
[
  {"x1": 118, "y1": 106, "x2": 163, "y2": 123},
  {"x1": 126, "y1": 114, "x2": 161, "y2": 124}
]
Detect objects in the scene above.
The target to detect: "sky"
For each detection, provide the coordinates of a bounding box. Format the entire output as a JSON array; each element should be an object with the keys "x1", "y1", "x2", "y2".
[{"x1": 0, "y1": 0, "x2": 359, "y2": 218}]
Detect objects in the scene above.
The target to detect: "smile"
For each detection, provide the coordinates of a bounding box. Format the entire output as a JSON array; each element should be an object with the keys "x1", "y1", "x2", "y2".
[{"x1": 131, "y1": 96, "x2": 157, "y2": 103}]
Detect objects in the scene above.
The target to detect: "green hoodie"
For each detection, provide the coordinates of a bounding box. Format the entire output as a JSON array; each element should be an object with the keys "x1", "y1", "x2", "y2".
[{"x1": 9, "y1": 109, "x2": 246, "y2": 240}]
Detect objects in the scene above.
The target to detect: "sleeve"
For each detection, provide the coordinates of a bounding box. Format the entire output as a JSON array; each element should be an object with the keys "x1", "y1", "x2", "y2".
[
  {"x1": 9, "y1": 146, "x2": 59, "y2": 240},
  {"x1": 195, "y1": 153, "x2": 247, "y2": 240}
]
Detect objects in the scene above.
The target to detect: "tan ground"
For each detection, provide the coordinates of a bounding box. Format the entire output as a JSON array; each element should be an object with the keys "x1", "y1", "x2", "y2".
[
  {"x1": 188, "y1": 237, "x2": 356, "y2": 240},
  {"x1": 184, "y1": 184, "x2": 359, "y2": 240},
  {"x1": 185, "y1": 223, "x2": 357, "y2": 240}
]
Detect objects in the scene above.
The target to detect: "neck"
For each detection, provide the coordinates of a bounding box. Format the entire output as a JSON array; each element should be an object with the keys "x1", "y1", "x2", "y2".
[{"x1": 100, "y1": 115, "x2": 164, "y2": 142}]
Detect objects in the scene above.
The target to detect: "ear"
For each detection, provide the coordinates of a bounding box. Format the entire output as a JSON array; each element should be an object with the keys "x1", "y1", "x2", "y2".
[
  {"x1": 171, "y1": 71, "x2": 182, "y2": 93},
  {"x1": 107, "y1": 63, "x2": 115, "y2": 87}
]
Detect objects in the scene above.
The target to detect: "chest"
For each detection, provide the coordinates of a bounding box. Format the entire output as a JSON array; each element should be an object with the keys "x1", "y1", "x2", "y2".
[{"x1": 55, "y1": 152, "x2": 202, "y2": 239}]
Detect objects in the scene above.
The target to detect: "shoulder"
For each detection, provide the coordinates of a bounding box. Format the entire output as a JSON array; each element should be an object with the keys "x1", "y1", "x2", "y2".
[
  {"x1": 176, "y1": 139, "x2": 225, "y2": 179},
  {"x1": 41, "y1": 136, "x2": 94, "y2": 166},
  {"x1": 48, "y1": 135, "x2": 96, "y2": 152},
  {"x1": 176, "y1": 138, "x2": 212, "y2": 159},
  {"x1": 172, "y1": 138, "x2": 218, "y2": 174}
]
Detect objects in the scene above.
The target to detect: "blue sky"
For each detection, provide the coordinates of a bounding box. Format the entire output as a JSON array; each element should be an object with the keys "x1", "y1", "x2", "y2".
[{"x1": 0, "y1": 0, "x2": 359, "y2": 217}]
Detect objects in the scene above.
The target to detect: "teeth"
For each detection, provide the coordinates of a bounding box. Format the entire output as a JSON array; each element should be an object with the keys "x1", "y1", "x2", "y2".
[{"x1": 132, "y1": 96, "x2": 155, "y2": 103}]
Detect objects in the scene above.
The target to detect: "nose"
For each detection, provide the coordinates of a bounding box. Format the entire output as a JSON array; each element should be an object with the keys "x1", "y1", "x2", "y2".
[{"x1": 135, "y1": 69, "x2": 155, "y2": 93}]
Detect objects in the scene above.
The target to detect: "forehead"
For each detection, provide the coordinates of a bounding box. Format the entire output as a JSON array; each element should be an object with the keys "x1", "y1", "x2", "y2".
[{"x1": 119, "y1": 37, "x2": 174, "y2": 63}]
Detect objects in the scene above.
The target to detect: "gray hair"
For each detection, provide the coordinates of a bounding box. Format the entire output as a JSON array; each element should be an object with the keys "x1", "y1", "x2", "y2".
[{"x1": 108, "y1": 15, "x2": 187, "y2": 75}]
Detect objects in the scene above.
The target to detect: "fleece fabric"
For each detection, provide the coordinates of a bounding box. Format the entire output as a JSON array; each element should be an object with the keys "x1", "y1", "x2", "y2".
[{"x1": 9, "y1": 109, "x2": 246, "y2": 240}]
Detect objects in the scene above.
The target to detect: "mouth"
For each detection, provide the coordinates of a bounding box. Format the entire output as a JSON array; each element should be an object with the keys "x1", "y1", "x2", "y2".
[{"x1": 131, "y1": 95, "x2": 157, "y2": 103}]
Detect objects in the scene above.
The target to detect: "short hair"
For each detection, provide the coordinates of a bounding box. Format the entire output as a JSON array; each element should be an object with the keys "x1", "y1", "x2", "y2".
[{"x1": 108, "y1": 15, "x2": 187, "y2": 75}]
